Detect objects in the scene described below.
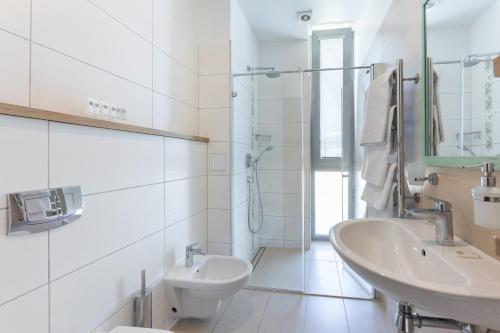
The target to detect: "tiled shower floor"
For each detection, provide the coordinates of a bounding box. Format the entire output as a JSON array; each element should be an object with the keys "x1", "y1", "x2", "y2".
[
  {"x1": 171, "y1": 289, "x2": 390, "y2": 333},
  {"x1": 248, "y1": 241, "x2": 373, "y2": 299}
]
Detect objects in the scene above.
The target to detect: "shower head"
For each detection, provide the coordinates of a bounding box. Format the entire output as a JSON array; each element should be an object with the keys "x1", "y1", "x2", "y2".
[
  {"x1": 463, "y1": 52, "x2": 500, "y2": 68},
  {"x1": 247, "y1": 65, "x2": 281, "y2": 78},
  {"x1": 265, "y1": 71, "x2": 281, "y2": 79},
  {"x1": 463, "y1": 57, "x2": 481, "y2": 68},
  {"x1": 254, "y1": 146, "x2": 274, "y2": 164},
  {"x1": 247, "y1": 65, "x2": 275, "y2": 72}
]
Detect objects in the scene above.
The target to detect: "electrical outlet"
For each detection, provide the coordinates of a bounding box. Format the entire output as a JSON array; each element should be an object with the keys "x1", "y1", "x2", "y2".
[
  {"x1": 115, "y1": 107, "x2": 122, "y2": 120},
  {"x1": 87, "y1": 98, "x2": 96, "y2": 116},
  {"x1": 100, "y1": 102, "x2": 109, "y2": 119},
  {"x1": 116, "y1": 107, "x2": 126, "y2": 120},
  {"x1": 109, "y1": 105, "x2": 117, "y2": 119},
  {"x1": 93, "y1": 100, "x2": 101, "y2": 117}
]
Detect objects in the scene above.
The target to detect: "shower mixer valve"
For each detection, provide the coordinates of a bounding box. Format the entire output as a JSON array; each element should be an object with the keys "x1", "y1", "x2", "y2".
[{"x1": 246, "y1": 154, "x2": 253, "y2": 168}]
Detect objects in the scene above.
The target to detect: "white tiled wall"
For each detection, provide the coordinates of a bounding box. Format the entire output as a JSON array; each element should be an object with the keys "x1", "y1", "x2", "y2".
[
  {"x1": 229, "y1": 0, "x2": 260, "y2": 261},
  {"x1": 426, "y1": 1, "x2": 500, "y2": 157},
  {"x1": 0, "y1": 30, "x2": 30, "y2": 106},
  {"x1": 468, "y1": 1, "x2": 500, "y2": 156},
  {"x1": 426, "y1": 23, "x2": 468, "y2": 116},
  {"x1": 3, "y1": 0, "x2": 201, "y2": 135},
  {"x1": 0, "y1": 115, "x2": 208, "y2": 332},
  {"x1": 255, "y1": 41, "x2": 310, "y2": 249},
  {"x1": 0, "y1": 0, "x2": 208, "y2": 332},
  {"x1": 0, "y1": 285, "x2": 49, "y2": 333},
  {"x1": 197, "y1": 0, "x2": 232, "y2": 256}
]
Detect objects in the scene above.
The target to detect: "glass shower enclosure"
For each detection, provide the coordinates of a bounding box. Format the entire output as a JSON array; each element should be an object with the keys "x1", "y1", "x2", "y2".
[
  {"x1": 231, "y1": 70, "x2": 307, "y2": 293},
  {"x1": 230, "y1": 56, "x2": 376, "y2": 299}
]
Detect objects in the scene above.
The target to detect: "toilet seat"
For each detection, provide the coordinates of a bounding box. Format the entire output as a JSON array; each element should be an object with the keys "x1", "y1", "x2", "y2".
[{"x1": 109, "y1": 326, "x2": 173, "y2": 333}]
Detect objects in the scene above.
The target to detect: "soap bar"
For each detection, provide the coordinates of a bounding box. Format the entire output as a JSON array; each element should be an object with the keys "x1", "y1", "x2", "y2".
[
  {"x1": 455, "y1": 249, "x2": 481, "y2": 260},
  {"x1": 494, "y1": 56, "x2": 500, "y2": 78}
]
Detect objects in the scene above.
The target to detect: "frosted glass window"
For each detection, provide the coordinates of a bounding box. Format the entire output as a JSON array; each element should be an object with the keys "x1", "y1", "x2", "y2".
[{"x1": 319, "y1": 38, "x2": 343, "y2": 158}]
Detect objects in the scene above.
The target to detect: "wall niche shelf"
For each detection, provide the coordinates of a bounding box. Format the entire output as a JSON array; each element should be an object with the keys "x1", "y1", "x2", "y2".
[{"x1": 0, "y1": 102, "x2": 209, "y2": 143}]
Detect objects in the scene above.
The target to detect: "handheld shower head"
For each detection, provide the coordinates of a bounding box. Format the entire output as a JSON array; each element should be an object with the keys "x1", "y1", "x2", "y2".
[{"x1": 254, "y1": 146, "x2": 274, "y2": 164}]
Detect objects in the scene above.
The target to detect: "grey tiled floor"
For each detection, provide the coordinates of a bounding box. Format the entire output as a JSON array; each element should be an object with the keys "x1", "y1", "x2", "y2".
[
  {"x1": 170, "y1": 289, "x2": 392, "y2": 333},
  {"x1": 249, "y1": 241, "x2": 373, "y2": 298}
]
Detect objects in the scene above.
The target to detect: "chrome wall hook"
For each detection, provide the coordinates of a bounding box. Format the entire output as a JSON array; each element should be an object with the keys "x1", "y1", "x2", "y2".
[
  {"x1": 403, "y1": 73, "x2": 420, "y2": 84},
  {"x1": 413, "y1": 172, "x2": 438, "y2": 185}
]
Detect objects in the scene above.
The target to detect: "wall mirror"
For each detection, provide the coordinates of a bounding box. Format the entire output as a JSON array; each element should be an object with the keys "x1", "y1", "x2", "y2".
[{"x1": 423, "y1": 0, "x2": 500, "y2": 165}]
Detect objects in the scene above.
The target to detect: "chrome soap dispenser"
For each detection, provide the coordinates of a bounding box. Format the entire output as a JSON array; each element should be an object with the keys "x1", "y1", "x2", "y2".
[{"x1": 468, "y1": 162, "x2": 500, "y2": 229}]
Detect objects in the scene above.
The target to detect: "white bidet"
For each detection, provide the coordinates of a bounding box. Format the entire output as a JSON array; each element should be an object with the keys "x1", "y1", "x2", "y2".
[{"x1": 164, "y1": 255, "x2": 252, "y2": 319}]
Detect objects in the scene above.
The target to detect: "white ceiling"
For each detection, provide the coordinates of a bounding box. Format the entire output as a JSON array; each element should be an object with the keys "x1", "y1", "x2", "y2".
[
  {"x1": 237, "y1": 0, "x2": 371, "y2": 41},
  {"x1": 426, "y1": 0, "x2": 498, "y2": 28}
]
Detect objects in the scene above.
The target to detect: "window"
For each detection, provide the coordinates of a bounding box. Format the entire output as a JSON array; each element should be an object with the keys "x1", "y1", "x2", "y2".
[
  {"x1": 311, "y1": 29, "x2": 354, "y2": 239},
  {"x1": 319, "y1": 37, "x2": 344, "y2": 158}
]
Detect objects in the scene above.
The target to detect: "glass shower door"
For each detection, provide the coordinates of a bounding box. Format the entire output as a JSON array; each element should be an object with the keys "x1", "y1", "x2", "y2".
[
  {"x1": 231, "y1": 71, "x2": 306, "y2": 293},
  {"x1": 308, "y1": 28, "x2": 375, "y2": 299}
]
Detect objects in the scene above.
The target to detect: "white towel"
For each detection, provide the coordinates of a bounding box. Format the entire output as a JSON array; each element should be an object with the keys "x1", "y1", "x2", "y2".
[
  {"x1": 360, "y1": 70, "x2": 394, "y2": 145},
  {"x1": 361, "y1": 105, "x2": 396, "y2": 187},
  {"x1": 433, "y1": 105, "x2": 443, "y2": 143},
  {"x1": 432, "y1": 71, "x2": 444, "y2": 153},
  {"x1": 386, "y1": 182, "x2": 397, "y2": 210},
  {"x1": 361, "y1": 163, "x2": 397, "y2": 210}
]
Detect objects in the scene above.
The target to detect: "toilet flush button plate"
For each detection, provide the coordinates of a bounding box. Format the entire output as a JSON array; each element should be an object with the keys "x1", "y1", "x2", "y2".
[{"x1": 7, "y1": 186, "x2": 83, "y2": 235}]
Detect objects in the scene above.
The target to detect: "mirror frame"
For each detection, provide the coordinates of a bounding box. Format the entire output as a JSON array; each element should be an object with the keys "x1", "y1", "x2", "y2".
[{"x1": 420, "y1": 0, "x2": 499, "y2": 167}]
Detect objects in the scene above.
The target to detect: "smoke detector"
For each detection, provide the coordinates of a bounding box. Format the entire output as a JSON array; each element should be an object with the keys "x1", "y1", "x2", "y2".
[{"x1": 297, "y1": 10, "x2": 313, "y2": 22}]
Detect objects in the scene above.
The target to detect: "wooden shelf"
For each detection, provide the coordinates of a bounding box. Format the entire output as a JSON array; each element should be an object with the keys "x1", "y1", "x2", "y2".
[{"x1": 0, "y1": 102, "x2": 209, "y2": 142}]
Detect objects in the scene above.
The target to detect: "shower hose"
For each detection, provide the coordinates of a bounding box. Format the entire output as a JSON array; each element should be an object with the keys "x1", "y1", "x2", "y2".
[{"x1": 247, "y1": 165, "x2": 264, "y2": 233}]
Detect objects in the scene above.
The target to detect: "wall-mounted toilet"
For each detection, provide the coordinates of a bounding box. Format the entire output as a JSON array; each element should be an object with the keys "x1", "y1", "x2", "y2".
[{"x1": 164, "y1": 255, "x2": 252, "y2": 319}]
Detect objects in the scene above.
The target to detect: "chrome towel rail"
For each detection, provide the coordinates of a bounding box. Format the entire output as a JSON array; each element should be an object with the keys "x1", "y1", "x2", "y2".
[{"x1": 394, "y1": 59, "x2": 419, "y2": 217}]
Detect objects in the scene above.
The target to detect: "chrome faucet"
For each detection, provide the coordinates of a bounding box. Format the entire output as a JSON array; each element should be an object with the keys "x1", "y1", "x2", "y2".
[
  {"x1": 405, "y1": 195, "x2": 454, "y2": 247},
  {"x1": 185, "y1": 243, "x2": 205, "y2": 268}
]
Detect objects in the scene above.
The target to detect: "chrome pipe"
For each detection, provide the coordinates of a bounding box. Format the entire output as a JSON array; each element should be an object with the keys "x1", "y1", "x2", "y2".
[
  {"x1": 233, "y1": 65, "x2": 371, "y2": 77},
  {"x1": 433, "y1": 60, "x2": 462, "y2": 65},
  {"x1": 247, "y1": 65, "x2": 274, "y2": 71},
  {"x1": 395, "y1": 302, "x2": 479, "y2": 333},
  {"x1": 433, "y1": 51, "x2": 500, "y2": 65},
  {"x1": 426, "y1": 57, "x2": 435, "y2": 156},
  {"x1": 369, "y1": 63, "x2": 376, "y2": 82},
  {"x1": 234, "y1": 69, "x2": 301, "y2": 77},
  {"x1": 468, "y1": 51, "x2": 500, "y2": 59},
  {"x1": 303, "y1": 65, "x2": 371, "y2": 73},
  {"x1": 394, "y1": 60, "x2": 419, "y2": 217},
  {"x1": 396, "y1": 59, "x2": 405, "y2": 218}
]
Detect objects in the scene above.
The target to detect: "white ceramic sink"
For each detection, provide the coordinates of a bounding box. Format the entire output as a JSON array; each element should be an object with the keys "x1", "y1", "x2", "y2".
[{"x1": 330, "y1": 218, "x2": 500, "y2": 330}]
